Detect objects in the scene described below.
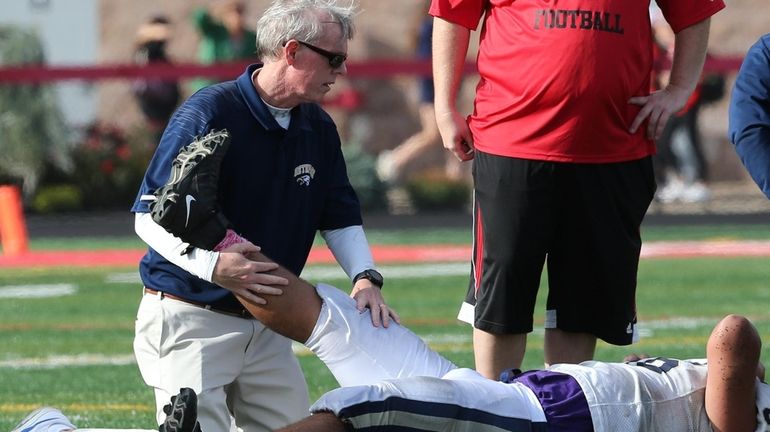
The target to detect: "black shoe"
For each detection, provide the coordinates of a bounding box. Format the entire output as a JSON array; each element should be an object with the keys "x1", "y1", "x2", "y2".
[
  {"x1": 150, "y1": 129, "x2": 232, "y2": 251},
  {"x1": 159, "y1": 388, "x2": 202, "y2": 432}
]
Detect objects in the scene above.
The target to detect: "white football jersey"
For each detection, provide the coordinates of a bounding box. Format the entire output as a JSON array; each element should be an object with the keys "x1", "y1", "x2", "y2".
[
  {"x1": 553, "y1": 358, "x2": 770, "y2": 432},
  {"x1": 551, "y1": 358, "x2": 711, "y2": 431},
  {"x1": 755, "y1": 379, "x2": 770, "y2": 432}
]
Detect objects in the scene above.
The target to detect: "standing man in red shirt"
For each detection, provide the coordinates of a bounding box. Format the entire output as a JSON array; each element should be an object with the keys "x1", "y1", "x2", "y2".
[{"x1": 430, "y1": 0, "x2": 724, "y2": 379}]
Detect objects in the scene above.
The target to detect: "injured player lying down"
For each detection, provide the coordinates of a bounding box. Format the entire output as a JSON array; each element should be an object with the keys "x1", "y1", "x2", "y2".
[{"x1": 13, "y1": 262, "x2": 770, "y2": 432}]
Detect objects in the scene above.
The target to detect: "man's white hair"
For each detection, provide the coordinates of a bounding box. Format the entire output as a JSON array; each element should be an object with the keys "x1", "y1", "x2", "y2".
[{"x1": 255, "y1": 0, "x2": 358, "y2": 61}]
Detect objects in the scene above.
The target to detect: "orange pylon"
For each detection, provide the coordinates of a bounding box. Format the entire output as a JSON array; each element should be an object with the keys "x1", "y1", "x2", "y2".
[{"x1": 0, "y1": 185, "x2": 29, "y2": 256}]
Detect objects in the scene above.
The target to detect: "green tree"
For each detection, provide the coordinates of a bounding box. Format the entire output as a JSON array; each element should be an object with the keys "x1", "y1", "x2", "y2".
[{"x1": 0, "y1": 25, "x2": 72, "y2": 198}]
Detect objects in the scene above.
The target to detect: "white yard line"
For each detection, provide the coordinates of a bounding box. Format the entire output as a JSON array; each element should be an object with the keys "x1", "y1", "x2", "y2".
[
  {"x1": 0, "y1": 283, "x2": 76, "y2": 298},
  {"x1": 0, "y1": 353, "x2": 136, "y2": 369}
]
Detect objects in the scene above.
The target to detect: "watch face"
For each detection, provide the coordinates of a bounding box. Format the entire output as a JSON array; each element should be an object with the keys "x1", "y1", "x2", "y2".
[
  {"x1": 367, "y1": 270, "x2": 383, "y2": 285},
  {"x1": 358, "y1": 269, "x2": 383, "y2": 287}
]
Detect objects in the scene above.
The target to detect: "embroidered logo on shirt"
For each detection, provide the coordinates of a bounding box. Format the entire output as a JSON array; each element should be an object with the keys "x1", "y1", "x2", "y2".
[{"x1": 294, "y1": 164, "x2": 316, "y2": 186}]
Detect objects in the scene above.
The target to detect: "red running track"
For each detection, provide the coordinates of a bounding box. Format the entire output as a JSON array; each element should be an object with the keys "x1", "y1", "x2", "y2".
[{"x1": 2, "y1": 241, "x2": 770, "y2": 268}]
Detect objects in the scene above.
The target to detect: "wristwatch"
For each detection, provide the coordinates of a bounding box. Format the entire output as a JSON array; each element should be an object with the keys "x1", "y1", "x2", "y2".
[{"x1": 353, "y1": 269, "x2": 384, "y2": 288}]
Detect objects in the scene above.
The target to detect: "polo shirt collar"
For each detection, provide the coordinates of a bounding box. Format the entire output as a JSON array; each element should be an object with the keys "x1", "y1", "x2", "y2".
[{"x1": 237, "y1": 64, "x2": 312, "y2": 132}]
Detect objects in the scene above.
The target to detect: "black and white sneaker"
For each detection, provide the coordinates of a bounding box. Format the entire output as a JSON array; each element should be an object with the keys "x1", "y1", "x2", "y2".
[
  {"x1": 159, "y1": 388, "x2": 202, "y2": 432},
  {"x1": 150, "y1": 129, "x2": 232, "y2": 251}
]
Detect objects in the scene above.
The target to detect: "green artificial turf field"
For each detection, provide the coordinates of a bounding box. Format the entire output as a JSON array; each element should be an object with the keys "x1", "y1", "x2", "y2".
[{"x1": 2, "y1": 224, "x2": 770, "y2": 429}]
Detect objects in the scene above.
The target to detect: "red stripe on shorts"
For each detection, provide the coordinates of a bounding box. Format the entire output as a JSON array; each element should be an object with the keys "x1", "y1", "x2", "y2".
[{"x1": 473, "y1": 203, "x2": 484, "y2": 294}]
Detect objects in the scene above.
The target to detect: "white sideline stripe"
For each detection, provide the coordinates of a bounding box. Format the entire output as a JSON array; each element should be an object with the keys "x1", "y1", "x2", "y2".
[
  {"x1": 0, "y1": 283, "x2": 76, "y2": 299},
  {"x1": 0, "y1": 317, "x2": 722, "y2": 369},
  {"x1": 0, "y1": 354, "x2": 135, "y2": 369},
  {"x1": 105, "y1": 263, "x2": 470, "y2": 285},
  {"x1": 106, "y1": 273, "x2": 142, "y2": 284},
  {"x1": 641, "y1": 240, "x2": 770, "y2": 258},
  {"x1": 300, "y1": 263, "x2": 470, "y2": 281}
]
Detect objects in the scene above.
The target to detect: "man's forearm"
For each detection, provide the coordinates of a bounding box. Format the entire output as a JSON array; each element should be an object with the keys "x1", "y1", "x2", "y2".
[
  {"x1": 134, "y1": 212, "x2": 219, "y2": 281},
  {"x1": 667, "y1": 18, "x2": 711, "y2": 94},
  {"x1": 432, "y1": 17, "x2": 471, "y2": 114}
]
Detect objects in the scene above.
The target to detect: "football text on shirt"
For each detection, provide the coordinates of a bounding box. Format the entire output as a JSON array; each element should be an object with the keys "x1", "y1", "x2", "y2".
[{"x1": 533, "y1": 9, "x2": 624, "y2": 35}]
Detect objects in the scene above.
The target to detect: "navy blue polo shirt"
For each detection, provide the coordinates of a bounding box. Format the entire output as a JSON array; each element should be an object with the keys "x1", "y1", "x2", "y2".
[{"x1": 132, "y1": 64, "x2": 362, "y2": 310}]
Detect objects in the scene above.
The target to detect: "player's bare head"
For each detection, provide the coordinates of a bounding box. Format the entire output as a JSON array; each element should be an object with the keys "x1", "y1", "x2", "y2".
[{"x1": 255, "y1": 0, "x2": 357, "y2": 62}]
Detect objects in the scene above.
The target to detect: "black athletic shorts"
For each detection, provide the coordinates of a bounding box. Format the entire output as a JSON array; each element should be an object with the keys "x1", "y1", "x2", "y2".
[{"x1": 458, "y1": 151, "x2": 656, "y2": 345}]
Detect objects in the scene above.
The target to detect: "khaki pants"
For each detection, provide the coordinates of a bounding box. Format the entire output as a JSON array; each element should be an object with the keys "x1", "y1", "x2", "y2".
[{"x1": 133, "y1": 291, "x2": 310, "y2": 432}]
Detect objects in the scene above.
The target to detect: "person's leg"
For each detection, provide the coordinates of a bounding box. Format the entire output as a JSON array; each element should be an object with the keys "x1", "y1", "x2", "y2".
[
  {"x1": 378, "y1": 103, "x2": 442, "y2": 183},
  {"x1": 472, "y1": 330, "x2": 526, "y2": 379},
  {"x1": 685, "y1": 105, "x2": 709, "y2": 182},
  {"x1": 228, "y1": 253, "x2": 456, "y2": 385},
  {"x1": 654, "y1": 115, "x2": 686, "y2": 202},
  {"x1": 297, "y1": 283, "x2": 456, "y2": 386},
  {"x1": 134, "y1": 294, "x2": 249, "y2": 432},
  {"x1": 275, "y1": 412, "x2": 347, "y2": 432},
  {"x1": 228, "y1": 249, "x2": 321, "y2": 342},
  {"x1": 545, "y1": 158, "x2": 655, "y2": 365},
  {"x1": 543, "y1": 329, "x2": 596, "y2": 367},
  {"x1": 161, "y1": 367, "x2": 549, "y2": 432},
  {"x1": 704, "y1": 314, "x2": 761, "y2": 432},
  {"x1": 310, "y1": 368, "x2": 547, "y2": 431},
  {"x1": 392, "y1": 104, "x2": 440, "y2": 165},
  {"x1": 462, "y1": 153, "x2": 554, "y2": 378},
  {"x1": 229, "y1": 326, "x2": 310, "y2": 431}
]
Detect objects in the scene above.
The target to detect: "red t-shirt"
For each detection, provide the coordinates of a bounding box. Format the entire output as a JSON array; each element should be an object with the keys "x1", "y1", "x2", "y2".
[{"x1": 430, "y1": 0, "x2": 725, "y2": 163}]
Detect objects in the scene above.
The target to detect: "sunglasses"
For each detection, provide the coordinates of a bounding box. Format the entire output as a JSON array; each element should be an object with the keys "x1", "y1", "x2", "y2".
[{"x1": 297, "y1": 41, "x2": 347, "y2": 68}]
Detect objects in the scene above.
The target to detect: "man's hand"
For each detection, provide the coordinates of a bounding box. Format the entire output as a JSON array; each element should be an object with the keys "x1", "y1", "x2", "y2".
[
  {"x1": 351, "y1": 280, "x2": 400, "y2": 328},
  {"x1": 212, "y1": 242, "x2": 288, "y2": 305},
  {"x1": 628, "y1": 84, "x2": 692, "y2": 140},
  {"x1": 436, "y1": 110, "x2": 475, "y2": 161},
  {"x1": 629, "y1": 19, "x2": 711, "y2": 141}
]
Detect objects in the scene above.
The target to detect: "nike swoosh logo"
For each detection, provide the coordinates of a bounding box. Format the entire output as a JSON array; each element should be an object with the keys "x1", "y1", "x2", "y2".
[{"x1": 185, "y1": 195, "x2": 196, "y2": 228}]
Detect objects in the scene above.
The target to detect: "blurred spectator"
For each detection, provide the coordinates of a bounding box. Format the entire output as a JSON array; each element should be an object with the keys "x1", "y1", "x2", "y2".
[
  {"x1": 376, "y1": 3, "x2": 466, "y2": 185},
  {"x1": 190, "y1": 0, "x2": 257, "y2": 91},
  {"x1": 132, "y1": 16, "x2": 181, "y2": 146},
  {"x1": 650, "y1": 7, "x2": 721, "y2": 203}
]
